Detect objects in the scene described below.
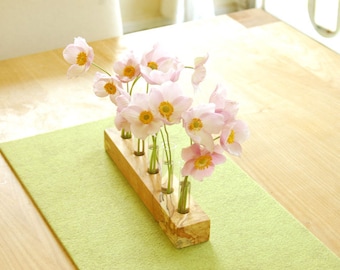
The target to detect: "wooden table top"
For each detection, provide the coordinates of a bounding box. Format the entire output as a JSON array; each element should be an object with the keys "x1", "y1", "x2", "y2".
[{"x1": 0, "y1": 9, "x2": 339, "y2": 269}]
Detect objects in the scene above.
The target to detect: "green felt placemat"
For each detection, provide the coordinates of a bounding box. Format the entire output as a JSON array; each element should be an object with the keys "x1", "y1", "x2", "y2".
[{"x1": 1, "y1": 118, "x2": 339, "y2": 270}]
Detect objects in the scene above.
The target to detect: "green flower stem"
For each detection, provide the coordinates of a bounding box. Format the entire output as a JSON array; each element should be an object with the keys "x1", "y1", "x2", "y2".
[
  {"x1": 178, "y1": 176, "x2": 190, "y2": 214},
  {"x1": 160, "y1": 126, "x2": 173, "y2": 193},
  {"x1": 167, "y1": 163, "x2": 174, "y2": 193},
  {"x1": 92, "y1": 62, "x2": 111, "y2": 76},
  {"x1": 213, "y1": 136, "x2": 220, "y2": 141},
  {"x1": 134, "y1": 138, "x2": 145, "y2": 156},
  {"x1": 121, "y1": 129, "x2": 131, "y2": 139},
  {"x1": 129, "y1": 75, "x2": 141, "y2": 95},
  {"x1": 148, "y1": 135, "x2": 159, "y2": 174},
  {"x1": 137, "y1": 139, "x2": 144, "y2": 152}
]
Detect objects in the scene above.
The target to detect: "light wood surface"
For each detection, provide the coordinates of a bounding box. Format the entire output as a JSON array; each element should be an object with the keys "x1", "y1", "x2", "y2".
[
  {"x1": 104, "y1": 128, "x2": 210, "y2": 248},
  {"x1": 0, "y1": 9, "x2": 339, "y2": 268}
]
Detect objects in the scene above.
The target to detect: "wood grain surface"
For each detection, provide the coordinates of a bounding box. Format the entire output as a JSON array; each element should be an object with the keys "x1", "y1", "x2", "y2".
[{"x1": 104, "y1": 128, "x2": 210, "y2": 248}]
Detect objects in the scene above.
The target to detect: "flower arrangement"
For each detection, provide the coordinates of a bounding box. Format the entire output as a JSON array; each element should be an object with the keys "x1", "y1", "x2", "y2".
[{"x1": 63, "y1": 37, "x2": 249, "y2": 214}]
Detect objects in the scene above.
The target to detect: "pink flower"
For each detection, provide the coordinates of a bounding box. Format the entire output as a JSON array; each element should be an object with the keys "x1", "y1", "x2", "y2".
[
  {"x1": 63, "y1": 37, "x2": 94, "y2": 78},
  {"x1": 182, "y1": 103, "x2": 224, "y2": 152},
  {"x1": 192, "y1": 53, "x2": 209, "y2": 92},
  {"x1": 113, "y1": 51, "x2": 141, "y2": 83},
  {"x1": 209, "y1": 84, "x2": 239, "y2": 124},
  {"x1": 121, "y1": 93, "x2": 163, "y2": 139},
  {"x1": 149, "y1": 82, "x2": 193, "y2": 125},
  {"x1": 220, "y1": 120, "x2": 249, "y2": 156},
  {"x1": 181, "y1": 143, "x2": 226, "y2": 181},
  {"x1": 93, "y1": 72, "x2": 124, "y2": 105},
  {"x1": 114, "y1": 92, "x2": 131, "y2": 132},
  {"x1": 140, "y1": 43, "x2": 184, "y2": 85}
]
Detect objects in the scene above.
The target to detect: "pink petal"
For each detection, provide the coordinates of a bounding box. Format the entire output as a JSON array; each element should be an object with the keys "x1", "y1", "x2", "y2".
[
  {"x1": 195, "y1": 130, "x2": 214, "y2": 152},
  {"x1": 63, "y1": 45, "x2": 81, "y2": 64},
  {"x1": 113, "y1": 61, "x2": 126, "y2": 74},
  {"x1": 211, "y1": 151, "x2": 227, "y2": 165},
  {"x1": 181, "y1": 144, "x2": 201, "y2": 161},
  {"x1": 161, "y1": 82, "x2": 182, "y2": 101},
  {"x1": 66, "y1": 64, "x2": 85, "y2": 78},
  {"x1": 114, "y1": 112, "x2": 130, "y2": 131},
  {"x1": 227, "y1": 143, "x2": 242, "y2": 156},
  {"x1": 148, "y1": 88, "x2": 163, "y2": 109},
  {"x1": 194, "y1": 53, "x2": 209, "y2": 67},
  {"x1": 93, "y1": 80, "x2": 109, "y2": 97},
  {"x1": 181, "y1": 160, "x2": 195, "y2": 176},
  {"x1": 74, "y1": 37, "x2": 88, "y2": 48},
  {"x1": 234, "y1": 121, "x2": 249, "y2": 143},
  {"x1": 121, "y1": 106, "x2": 141, "y2": 123},
  {"x1": 130, "y1": 92, "x2": 150, "y2": 107},
  {"x1": 116, "y1": 94, "x2": 130, "y2": 112},
  {"x1": 209, "y1": 84, "x2": 227, "y2": 109},
  {"x1": 192, "y1": 66, "x2": 206, "y2": 86},
  {"x1": 201, "y1": 113, "x2": 224, "y2": 134},
  {"x1": 192, "y1": 165, "x2": 215, "y2": 181}
]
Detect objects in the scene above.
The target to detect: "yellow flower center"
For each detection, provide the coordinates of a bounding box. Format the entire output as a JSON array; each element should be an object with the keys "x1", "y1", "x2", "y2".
[
  {"x1": 139, "y1": 111, "x2": 154, "y2": 124},
  {"x1": 159, "y1": 101, "x2": 174, "y2": 120},
  {"x1": 189, "y1": 118, "x2": 203, "y2": 132},
  {"x1": 104, "y1": 82, "x2": 116, "y2": 95},
  {"x1": 147, "y1": 61, "x2": 158, "y2": 70},
  {"x1": 76, "y1": 52, "x2": 87, "y2": 66},
  {"x1": 227, "y1": 130, "x2": 235, "y2": 144},
  {"x1": 194, "y1": 155, "x2": 212, "y2": 170},
  {"x1": 123, "y1": 65, "x2": 135, "y2": 78}
]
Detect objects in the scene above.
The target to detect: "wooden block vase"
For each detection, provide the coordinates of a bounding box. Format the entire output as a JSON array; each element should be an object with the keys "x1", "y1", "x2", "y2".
[{"x1": 104, "y1": 128, "x2": 210, "y2": 248}]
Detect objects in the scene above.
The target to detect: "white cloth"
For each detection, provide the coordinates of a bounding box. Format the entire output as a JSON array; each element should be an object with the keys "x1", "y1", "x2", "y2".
[
  {"x1": 0, "y1": 0, "x2": 123, "y2": 60},
  {"x1": 161, "y1": 0, "x2": 215, "y2": 23}
]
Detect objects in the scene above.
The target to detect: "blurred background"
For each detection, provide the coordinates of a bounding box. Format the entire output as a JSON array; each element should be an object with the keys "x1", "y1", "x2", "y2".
[
  {"x1": 120, "y1": 0, "x2": 256, "y2": 33},
  {"x1": 121, "y1": 0, "x2": 339, "y2": 54},
  {"x1": 1, "y1": 0, "x2": 338, "y2": 60}
]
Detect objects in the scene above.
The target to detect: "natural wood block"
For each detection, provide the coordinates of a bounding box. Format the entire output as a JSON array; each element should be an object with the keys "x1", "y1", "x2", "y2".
[{"x1": 104, "y1": 128, "x2": 210, "y2": 248}]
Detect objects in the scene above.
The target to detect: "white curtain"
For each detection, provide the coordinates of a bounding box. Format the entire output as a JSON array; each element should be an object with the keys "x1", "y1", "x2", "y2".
[
  {"x1": 161, "y1": 0, "x2": 215, "y2": 23},
  {"x1": 0, "y1": 0, "x2": 123, "y2": 60}
]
